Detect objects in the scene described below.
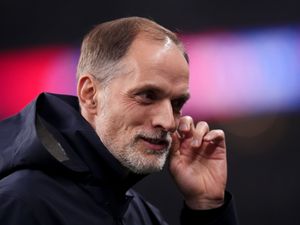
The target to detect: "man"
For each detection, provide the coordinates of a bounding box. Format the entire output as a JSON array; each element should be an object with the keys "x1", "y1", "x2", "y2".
[{"x1": 0, "y1": 17, "x2": 238, "y2": 224}]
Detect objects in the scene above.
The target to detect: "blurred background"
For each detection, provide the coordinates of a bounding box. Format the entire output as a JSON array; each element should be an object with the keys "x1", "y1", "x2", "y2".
[{"x1": 1, "y1": 0, "x2": 300, "y2": 224}]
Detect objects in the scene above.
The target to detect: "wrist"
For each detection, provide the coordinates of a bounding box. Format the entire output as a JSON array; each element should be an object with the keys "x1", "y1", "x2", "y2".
[{"x1": 185, "y1": 195, "x2": 225, "y2": 210}]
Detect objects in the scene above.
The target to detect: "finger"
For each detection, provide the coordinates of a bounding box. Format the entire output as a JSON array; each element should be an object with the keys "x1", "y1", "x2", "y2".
[
  {"x1": 203, "y1": 129, "x2": 226, "y2": 148},
  {"x1": 170, "y1": 132, "x2": 181, "y2": 157},
  {"x1": 177, "y1": 116, "x2": 194, "y2": 139},
  {"x1": 191, "y1": 121, "x2": 210, "y2": 148}
]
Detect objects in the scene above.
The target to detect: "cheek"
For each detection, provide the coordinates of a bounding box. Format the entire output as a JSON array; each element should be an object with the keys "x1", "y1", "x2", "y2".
[
  {"x1": 99, "y1": 105, "x2": 144, "y2": 135},
  {"x1": 100, "y1": 93, "x2": 153, "y2": 134},
  {"x1": 118, "y1": 101, "x2": 152, "y2": 127},
  {"x1": 101, "y1": 112, "x2": 125, "y2": 133}
]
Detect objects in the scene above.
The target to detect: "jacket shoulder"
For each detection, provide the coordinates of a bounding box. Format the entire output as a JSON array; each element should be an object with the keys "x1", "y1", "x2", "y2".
[
  {"x1": 125, "y1": 189, "x2": 169, "y2": 225},
  {"x1": 0, "y1": 169, "x2": 50, "y2": 225},
  {"x1": 0, "y1": 169, "x2": 49, "y2": 200}
]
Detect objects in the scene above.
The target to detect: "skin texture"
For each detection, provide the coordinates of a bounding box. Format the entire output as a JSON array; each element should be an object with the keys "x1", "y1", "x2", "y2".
[{"x1": 78, "y1": 35, "x2": 227, "y2": 210}]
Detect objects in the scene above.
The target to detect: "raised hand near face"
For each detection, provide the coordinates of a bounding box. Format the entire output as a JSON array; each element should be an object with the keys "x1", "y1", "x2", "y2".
[{"x1": 169, "y1": 116, "x2": 227, "y2": 210}]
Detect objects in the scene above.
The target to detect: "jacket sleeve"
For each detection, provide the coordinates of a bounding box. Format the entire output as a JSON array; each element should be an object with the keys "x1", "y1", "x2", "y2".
[
  {"x1": 180, "y1": 191, "x2": 239, "y2": 225},
  {"x1": 0, "y1": 194, "x2": 41, "y2": 225}
]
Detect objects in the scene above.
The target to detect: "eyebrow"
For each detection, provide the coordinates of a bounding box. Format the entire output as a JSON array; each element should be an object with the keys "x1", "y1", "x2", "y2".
[
  {"x1": 173, "y1": 93, "x2": 190, "y2": 103},
  {"x1": 133, "y1": 83, "x2": 190, "y2": 101}
]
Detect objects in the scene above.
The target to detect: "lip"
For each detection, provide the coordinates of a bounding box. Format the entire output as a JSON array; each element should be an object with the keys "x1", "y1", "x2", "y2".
[{"x1": 140, "y1": 138, "x2": 168, "y2": 151}]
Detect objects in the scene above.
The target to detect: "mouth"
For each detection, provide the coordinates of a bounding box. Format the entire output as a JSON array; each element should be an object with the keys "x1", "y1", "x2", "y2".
[{"x1": 139, "y1": 136, "x2": 169, "y2": 151}]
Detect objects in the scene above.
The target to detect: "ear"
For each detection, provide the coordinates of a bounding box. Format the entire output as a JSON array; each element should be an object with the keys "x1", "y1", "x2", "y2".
[{"x1": 77, "y1": 74, "x2": 99, "y2": 115}]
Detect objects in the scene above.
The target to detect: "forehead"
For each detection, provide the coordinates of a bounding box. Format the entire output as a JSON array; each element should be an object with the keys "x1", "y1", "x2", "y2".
[{"x1": 121, "y1": 36, "x2": 189, "y2": 93}]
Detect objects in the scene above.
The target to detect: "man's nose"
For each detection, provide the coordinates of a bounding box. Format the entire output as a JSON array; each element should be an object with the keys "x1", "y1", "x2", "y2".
[{"x1": 151, "y1": 100, "x2": 177, "y2": 133}]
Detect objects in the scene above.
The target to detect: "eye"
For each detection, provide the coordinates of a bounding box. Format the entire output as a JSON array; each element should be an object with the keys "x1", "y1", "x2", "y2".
[
  {"x1": 171, "y1": 99, "x2": 186, "y2": 114},
  {"x1": 136, "y1": 90, "x2": 158, "y2": 104}
]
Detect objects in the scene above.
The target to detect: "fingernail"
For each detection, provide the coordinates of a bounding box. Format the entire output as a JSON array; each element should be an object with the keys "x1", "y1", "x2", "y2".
[
  {"x1": 179, "y1": 124, "x2": 188, "y2": 131},
  {"x1": 191, "y1": 138, "x2": 200, "y2": 147}
]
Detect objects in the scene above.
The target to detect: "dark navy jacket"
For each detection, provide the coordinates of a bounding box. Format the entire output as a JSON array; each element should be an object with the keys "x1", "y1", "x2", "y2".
[{"x1": 0, "y1": 93, "x2": 238, "y2": 225}]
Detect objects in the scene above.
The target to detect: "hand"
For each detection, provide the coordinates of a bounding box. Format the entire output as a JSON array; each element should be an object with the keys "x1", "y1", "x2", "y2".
[{"x1": 169, "y1": 116, "x2": 227, "y2": 210}]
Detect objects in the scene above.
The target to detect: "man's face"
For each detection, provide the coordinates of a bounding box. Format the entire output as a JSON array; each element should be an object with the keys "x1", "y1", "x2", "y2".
[{"x1": 94, "y1": 36, "x2": 190, "y2": 174}]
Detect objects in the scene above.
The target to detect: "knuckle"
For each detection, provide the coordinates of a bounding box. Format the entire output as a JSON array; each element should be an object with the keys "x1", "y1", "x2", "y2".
[
  {"x1": 217, "y1": 129, "x2": 225, "y2": 135},
  {"x1": 197, "y1": 121, "x2": 209, "y2": 130},
  {"x1": 214, "y1": 129, "x2": 225, "y2": 137},
  {"x1": 185, "y1": 115, "x2": 193, "y2": 123},
  {"x1": 180, "y1": 116, "x2": 193, "y2": 125}
]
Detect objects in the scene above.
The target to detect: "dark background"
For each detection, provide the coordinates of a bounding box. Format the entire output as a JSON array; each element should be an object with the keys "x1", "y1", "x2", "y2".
[
  {"x1": 2, "y1": 0, "x2": 300, "y2": 50},
  {"x1": 1, "y1": 1, "x2": 300, "y2": 224}
]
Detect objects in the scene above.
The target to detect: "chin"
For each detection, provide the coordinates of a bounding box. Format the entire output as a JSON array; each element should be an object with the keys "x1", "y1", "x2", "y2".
[
  {"x1": 125, "y1": 152, "x2": 168, "y2": 174},
  {"x1": 128, "y1": 164, "x2": 165, "y2": 175}
]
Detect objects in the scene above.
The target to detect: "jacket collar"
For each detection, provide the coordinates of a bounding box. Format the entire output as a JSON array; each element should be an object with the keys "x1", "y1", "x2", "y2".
[{"x1": 0, "y1": 92, "x2": 145, "y2": 194}]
